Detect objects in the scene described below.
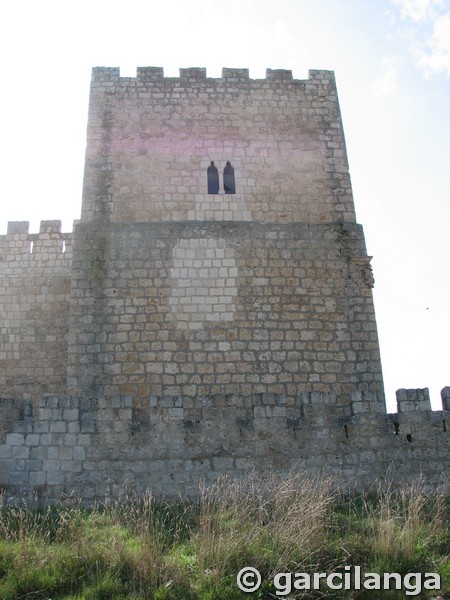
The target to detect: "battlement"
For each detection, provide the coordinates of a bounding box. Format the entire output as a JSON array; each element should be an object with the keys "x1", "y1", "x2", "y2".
[
  {"x1": 0, "y1": 220, "x2": 77, "y2": 250},
  {"x1": 0, "y1": 220, "x2": 74, "y2": 400},
  {"x1": 90, "y1": 66, "x2": 335, "y2": 86},
  {"x1": 0, "y1": 387, "x2": 448, "y2": 501},
  {"x1": 6, "y1": 220, "x2": 64, "y2": 235},
  {"x1": 1, "y1": 220, "x2": 75, "y2": 261}
]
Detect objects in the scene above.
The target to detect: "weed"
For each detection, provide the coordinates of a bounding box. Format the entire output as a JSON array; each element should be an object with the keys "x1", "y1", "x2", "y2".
[{"x1": 0, "y1": 475, "x2": 446, "y2": 599}]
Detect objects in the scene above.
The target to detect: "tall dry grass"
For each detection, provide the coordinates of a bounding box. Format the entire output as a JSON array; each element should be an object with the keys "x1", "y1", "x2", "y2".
[
  {"x1": 193, "y1": 472, "x2": 336, "y2": 582},
  {"x1": 353, "y1": 481, "x2": 448, "y2": 575},
  {"x1": 0, "y1": 475, "x2": 447, "y2": 599}
]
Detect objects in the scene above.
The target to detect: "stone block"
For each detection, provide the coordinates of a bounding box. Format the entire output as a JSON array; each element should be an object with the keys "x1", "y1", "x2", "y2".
[
  {"x1": 12, "y1": 446, "x2": 30, "y2": 459},
  {"x1": 5, "y1": 433, "x2": 24, "y2": 446},
  {"x1": 351, "y1": 402, "x2": 368, "y2": 415},
  {"x1": 33, "y1": 421, "x2": 49, "y2": 433},
  {"x1": 29, "y1": 446, "x2": 47, "y2": 460},
  {"x1": 58, "y1": 446, "x2": 74, "y2": 460},
  {"x1": 63, "y1": 409, "x2": 79, "y2": 421},
  {"x1": 29, "y1": 471, "x2": 46, "y2": 486},
  {"x1": 68, "y1": 421, "x2": 81, "y2": 433},
  {"x1": 25, "y1": 434, "x2": 40, "y2": 446},
  {"x1": 47, "y1": 446, "x2": 59, "y2": 459},
  {"x1": 43, "y1": 459, "x2": 60, "y2": 471},
  {"x1": 73, "y1": 446, "x2": 86, "y2": 460},
  {"x1": 50, "y1": 422, "x2": 67, "y2": 433},
  {"x1": 0, "y1": 445, "x2": 12, "y2": 458},
  {"x1": 61, "y1": 460, "x2": 82, "y2": 473},
  {"x1": 168, "y1": 408, "x2": 184, "y2": 420},
  {"x1": 46, "y1": 470, "x2": 65, "y2": 485}
]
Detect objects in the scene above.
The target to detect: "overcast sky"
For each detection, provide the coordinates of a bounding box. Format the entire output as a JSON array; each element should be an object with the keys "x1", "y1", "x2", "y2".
[{"x1": 0, "y1": 0, "x2": 449, "y2": 410}]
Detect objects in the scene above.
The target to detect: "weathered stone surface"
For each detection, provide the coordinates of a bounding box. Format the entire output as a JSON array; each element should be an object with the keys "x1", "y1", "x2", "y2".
[{"x1": 0, "y1": 67, "x2": 448, "y2": 502}]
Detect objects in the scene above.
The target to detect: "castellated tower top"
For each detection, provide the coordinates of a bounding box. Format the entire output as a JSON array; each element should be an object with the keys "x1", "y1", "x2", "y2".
[{"x1": 81, "y1": 67, "x2": 356, "y2": 225}]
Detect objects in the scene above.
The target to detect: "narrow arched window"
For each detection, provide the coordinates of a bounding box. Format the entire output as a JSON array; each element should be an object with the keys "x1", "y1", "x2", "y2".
[
  {"x1": 207, "y1": 161, "x2": 219, "y2": 194},
  {"x1": 223, "y1": 161, "x2": 236, "y2": 194}
]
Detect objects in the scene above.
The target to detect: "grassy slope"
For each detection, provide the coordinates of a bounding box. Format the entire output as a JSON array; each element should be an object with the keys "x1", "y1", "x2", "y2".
[{"x1": 0, "y1": 475, "x2": 448, "y2": 599}]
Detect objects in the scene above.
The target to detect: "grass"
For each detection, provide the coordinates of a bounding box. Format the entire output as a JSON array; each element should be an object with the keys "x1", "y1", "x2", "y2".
[{"x1": 0, "y1": 474, "x2": 448, "y2": 599}]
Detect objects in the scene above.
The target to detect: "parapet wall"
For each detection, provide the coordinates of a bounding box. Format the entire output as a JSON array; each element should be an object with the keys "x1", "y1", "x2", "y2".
[
  {"x1": 0, "y1": 221, "x2": 74, "y2": 398},
  {"x1": 81, "y1": 67, "x2": 355, "y2": 225},
  {"x1": 0, "y1": 388, "x2": 448, "y2": 502}
]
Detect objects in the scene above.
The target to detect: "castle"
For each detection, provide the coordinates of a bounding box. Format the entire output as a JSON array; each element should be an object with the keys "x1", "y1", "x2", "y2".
[{"x1": 0, "y1": 67, "x2": 448, "y2": 501}]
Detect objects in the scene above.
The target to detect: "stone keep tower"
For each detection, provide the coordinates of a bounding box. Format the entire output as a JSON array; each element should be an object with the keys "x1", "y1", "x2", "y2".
[
  {"x1": 1, "y1": 67, "x2": 449, "y2": 501},
  {"x1": 68, "y1": 67, "x2": 385, "y2": 407}
]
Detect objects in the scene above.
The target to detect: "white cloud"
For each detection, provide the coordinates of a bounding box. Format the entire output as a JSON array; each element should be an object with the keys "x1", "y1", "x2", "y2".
[
  {"x1": 418, "y1": 12, "x2": 450, "y2": 75},
  {"x1": 391, "y1": 0, "x2": 443, "y2": 22},
  {"x1": 373, "y1": 57, "x2": 400, "y2": 96},
  {"x1": 390, "y1": 0, "x2": 450, "y2": 76}
]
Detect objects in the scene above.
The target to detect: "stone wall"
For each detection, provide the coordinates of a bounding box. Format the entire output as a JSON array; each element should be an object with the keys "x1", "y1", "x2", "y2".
[
  {"x1": 66, "y1": 221, "x2": 384, "y2": 402},
  {"x1": 0, "y1": 388, "x2": 448, "y2": 502},
  {"x1": 1, "y1": 66, "x2": 448, "y2": 501},
  {"x1": 0, "y1": 221, "x2": 73, "y2": 399}
]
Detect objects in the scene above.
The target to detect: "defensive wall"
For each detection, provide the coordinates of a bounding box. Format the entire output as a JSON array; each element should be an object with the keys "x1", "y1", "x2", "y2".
[
  {"x1": 0, "y1": 220, "x2": 73, "y2": 400},
  {"x1": 0, "y1": 66, "x2": 448, "y2": 501},
  {"x1": 0, "y1": 388, "x2": 448, "y2": 502}
]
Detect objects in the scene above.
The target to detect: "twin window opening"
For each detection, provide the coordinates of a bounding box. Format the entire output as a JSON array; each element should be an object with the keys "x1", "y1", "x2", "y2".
[{"x1": 207, "y1": 161, "x2": 236, "y2": 195}]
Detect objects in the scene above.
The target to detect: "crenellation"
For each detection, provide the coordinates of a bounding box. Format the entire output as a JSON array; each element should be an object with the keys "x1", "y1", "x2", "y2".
[
  {"x1": 180, "y1": 67, "x2": 207, "y2": 79},
  {"x1": 7, "y1": 221, "x2": 30, "y2": 235},
  {"x1": 88, "y1": 66, "x2": 342, "y2": 88},
  {"x1": 39, "y1": 219, "x2": 62, "y2": 234},
  {"x1": 441, "y1": 386, "x2": 450, "y2": 410},
  {"x1": 222, "y1": 67, "x2": 250, "y2": 81},
  {"x1": 136, "y1": 66, "x2": 164, "y2": 81},
  {"x1": 91, "y1": 66, "x2": 120, "y2": 82},
  {"x1": 396, "y1": 388, "x2": 432, "y2": 412},
  {"x1": 1, "y1": 223, "x2": 74, "y2": 259},
  {"x1": 266, "y1": 68, "x2": 293, "y2": 81}
]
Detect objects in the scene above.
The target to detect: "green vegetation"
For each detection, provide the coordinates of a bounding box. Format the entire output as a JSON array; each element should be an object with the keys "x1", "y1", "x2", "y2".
[{"x1": 0, "y1": 475, "x2": 447, "y2": 599}]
